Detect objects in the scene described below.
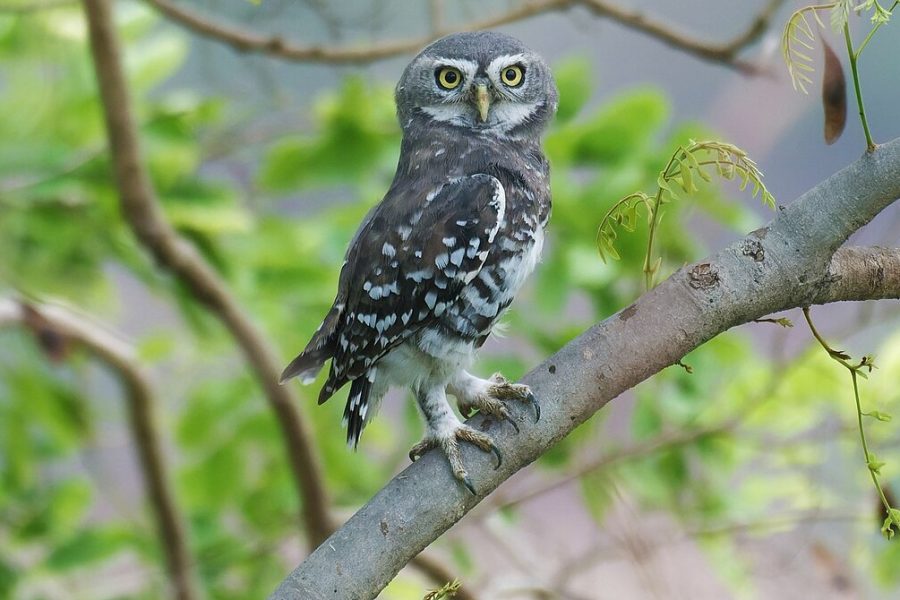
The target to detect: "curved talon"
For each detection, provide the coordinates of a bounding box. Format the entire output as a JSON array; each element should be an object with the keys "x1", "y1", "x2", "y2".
[
  {"x1": 503, "y1": 413, "x2": 520, "y2": 433},
  {"x1": 462, "y1": 476, "x2": 477, "y2": 496},
  {"x1": 527, "y1": 391, "x2": 541, "y2": 422},
  {"x1": 409, "y1": 440, "x2": 435, "y2": 463},
  {"x1": 490, "y1": 443, "x2": 503, "y2": 469}
]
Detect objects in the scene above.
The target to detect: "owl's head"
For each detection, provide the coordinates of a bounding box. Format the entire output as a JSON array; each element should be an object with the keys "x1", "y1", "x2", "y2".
[{"x1": 396, "y1": 31, "x2": 558, "y2": 138}]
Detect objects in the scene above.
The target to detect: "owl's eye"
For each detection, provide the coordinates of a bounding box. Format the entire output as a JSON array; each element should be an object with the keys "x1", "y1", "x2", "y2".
[
  {"x1": 435, "y1": 67, "x2": 462, "y2": 90},
  {"x1": 500, "y1": 65, "x2": 525, "y2": 87}
]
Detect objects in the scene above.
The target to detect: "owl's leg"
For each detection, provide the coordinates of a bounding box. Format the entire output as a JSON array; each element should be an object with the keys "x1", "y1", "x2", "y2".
[
  {"x1": 449, "y1": 371, "x2": 541, "y2": 425},
  {"x1": 409, "y1": 384, "x2": 502, "y2": 495}
]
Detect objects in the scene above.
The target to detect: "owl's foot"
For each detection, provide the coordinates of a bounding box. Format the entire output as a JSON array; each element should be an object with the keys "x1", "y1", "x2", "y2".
[
  {"x1": 409, "y1": 424, "x2": 502, "y2": 495},
  {"x1": 453, "y1": 372, "x2": 540, "y2": 426},
  {"x1": 486, "y1": 373, "x2": 541, "y2": 422}
]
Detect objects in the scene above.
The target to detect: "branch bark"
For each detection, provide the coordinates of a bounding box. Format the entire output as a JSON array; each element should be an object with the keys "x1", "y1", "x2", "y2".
[
  {"x1": 143, "y1": 0, "x2": 784, "y2": 72},
  {"x1": 0, "y1": 299, "x2": 199, "y2": 600},
  {"x1": 81, "y1": 0, "x2": 332, "y2": 547},
  {"x1": 270, "y1": 139, "x2": 900, "y2": 599}
]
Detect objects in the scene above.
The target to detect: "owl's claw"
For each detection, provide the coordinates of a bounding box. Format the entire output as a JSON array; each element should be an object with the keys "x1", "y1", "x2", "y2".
[
  {"x1": 526, "y1": 391, "x2": 541, "y2": 422},
  {"x1": 408, "y1": 423, "x2": 501, "y2": 494},
  {"x1": 489, "y1": 442, "x2": 503, "y2": 469},
  {"x1": 409, "y1": 438, "x2": 436, "y2": 463},
  {"x1": 459, "y1": 398, "x2": 520, "y2": 433},
  {"x1": 488, "y1": 374, "x2": 541, "y2": 423}
]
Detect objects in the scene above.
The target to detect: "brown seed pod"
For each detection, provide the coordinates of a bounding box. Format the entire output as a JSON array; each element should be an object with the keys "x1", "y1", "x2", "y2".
[{"x1": 822, "y1": 38, "x2": 847, "y2": 145}]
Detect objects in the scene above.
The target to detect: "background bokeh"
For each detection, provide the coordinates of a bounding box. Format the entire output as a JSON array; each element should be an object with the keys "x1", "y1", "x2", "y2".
[{"x1": 1, "y1": 1, "x2": 899, "y2": 598}]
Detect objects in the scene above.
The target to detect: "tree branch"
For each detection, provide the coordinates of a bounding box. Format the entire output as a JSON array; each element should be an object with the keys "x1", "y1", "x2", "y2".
[
  {"x1": 0, "y1": 298, "x2": 199, "y2": 600},
  {"x1": 270, "y1": 139, "x2": 900, "y2": 599},
  {"x1": 80, "y1": 0, "x2": 332, "y2": 547},
  {"x1": 143, "y1": 0, "x2": 784, "y2": 72}
]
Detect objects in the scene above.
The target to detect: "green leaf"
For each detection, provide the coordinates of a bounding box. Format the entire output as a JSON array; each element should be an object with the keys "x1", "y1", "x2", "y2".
[
  {"x1": 831, "y1": 0, "x2": 852, "y2": 32},
  {"x1": 581, "y1": 471, "x2": 614, "y2": 523},
  {"x1": 125, "y1": 31, "x2": 188, "y2": 92},
  {"x1": 45, "y1": 527, "x2": 131, "y2": 571},
  {"x1": 864, "y1": 410, "x2": 892, "y2": 422},
  {"x1": 882, "y1": 514, "x2": 897, "y2": 539},
  {"x1": 867, "y1": 453, "x2": 885, "y2": 474},
  {"x1": 553, "y1": 58, "x2": 592, "y2": 122},
  {"x1": 564, "y1": 89, "x2": 669, "y2": 165}
]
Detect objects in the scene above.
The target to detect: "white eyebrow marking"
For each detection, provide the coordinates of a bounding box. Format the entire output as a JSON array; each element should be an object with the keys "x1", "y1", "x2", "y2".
[{"x1": 486, "y1": 53, "x2": 530, "y2": 81}]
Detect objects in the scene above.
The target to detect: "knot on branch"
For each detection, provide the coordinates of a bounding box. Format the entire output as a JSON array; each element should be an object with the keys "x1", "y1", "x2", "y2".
[
  {"x1": 688, "y1": 262, "x2": 720, "y2": 290},
  {"x1": 741, "y1": 238, "x2": 766, "y2": 262}
]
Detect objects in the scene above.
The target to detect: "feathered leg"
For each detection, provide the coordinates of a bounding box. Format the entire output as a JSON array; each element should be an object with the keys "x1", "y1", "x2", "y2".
[{"x1": 409, "y1": 383, "x2": 502, "y2": 495}]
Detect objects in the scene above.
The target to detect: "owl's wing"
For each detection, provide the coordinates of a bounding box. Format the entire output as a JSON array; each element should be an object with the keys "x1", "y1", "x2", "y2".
[
  {"x1": 282, "y1": 173, "x2": 506, "y2": 438},
  {"x1": 327, "y1": 172, "x2": 504, "y2": 393}
]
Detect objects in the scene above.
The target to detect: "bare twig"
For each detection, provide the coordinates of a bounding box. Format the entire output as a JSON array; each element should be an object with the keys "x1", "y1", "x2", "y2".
[
  {"x1": 271, "y1": 135, "x2": 900, "y2": 598},
  {"x1": 0, "y1": 298, "x2": 199, "y2": 600},
  {"x1": 579, "y1": 0, "x2": 785, "y2": 73},
  {"x1": 80, "y1": 0, "x2": 332, "y2": 547},
  {"x1": 143, "y1": 0, "x2": 785, "y2": 72}
]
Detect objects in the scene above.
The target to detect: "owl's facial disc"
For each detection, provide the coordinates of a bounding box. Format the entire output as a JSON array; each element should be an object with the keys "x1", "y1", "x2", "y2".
[
  {"x1": 418, "y1": 55, "x2": 538, "y2": 132},
  {"x1": 396, "y1": 33, "x2": 558, "y2": 136}
]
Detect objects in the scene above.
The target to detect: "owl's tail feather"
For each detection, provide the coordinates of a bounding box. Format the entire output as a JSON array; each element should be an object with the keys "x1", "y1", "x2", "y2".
[
  {"x1": 279, "y1": 303, "x2": 342, "y2": 385},
  {"x1": 342, "y1": 368, "x2": 376, "y2": 450}
]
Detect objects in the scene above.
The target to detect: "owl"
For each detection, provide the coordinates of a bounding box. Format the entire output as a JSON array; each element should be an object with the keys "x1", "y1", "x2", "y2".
[{"x1": 281, "y1": 31, "x2": 557, "y2": 494}]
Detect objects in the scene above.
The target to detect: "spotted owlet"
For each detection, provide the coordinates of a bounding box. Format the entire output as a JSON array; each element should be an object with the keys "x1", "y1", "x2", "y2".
[{"x1": 281, "y1": 31, "x2": 557, "y2": 494}]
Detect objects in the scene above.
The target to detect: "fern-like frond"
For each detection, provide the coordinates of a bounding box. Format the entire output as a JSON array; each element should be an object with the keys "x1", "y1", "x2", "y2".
[
  {"x1": 423, "y1": 580, "x2": 460, "y2": 600},
  {"x1": 781, "y1": 4, "x2": 833, "y2": 94},
  {"x1": 596, "y1": 192, "x2": 654, "y2": 263},
  {"x1": 664, "y1": 140, "x2": 776, "y2": 210},
  {"x1": 831, "y1": 0, "x2": 854, "y2": 32},
  {"x1": 596, "y1": 140, "x2": 776, "y2": 289}
]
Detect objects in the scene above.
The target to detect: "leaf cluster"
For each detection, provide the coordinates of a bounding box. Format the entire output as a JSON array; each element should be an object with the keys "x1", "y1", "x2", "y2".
[{"x1": 596, "y1": 140, "x2": 775, "y2": 288}]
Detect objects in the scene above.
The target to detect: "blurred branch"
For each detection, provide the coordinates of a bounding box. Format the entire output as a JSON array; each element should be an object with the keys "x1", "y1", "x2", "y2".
[
  {"x1": 143, "y1": 0, "x2": 784, "y2": 72},
  {"x1": 484, "y1": 418, "x2": 737, "y2": 516},
  {"x1": 0, "y1": 298, "x2": 199, "y2": 600},
  {"x1": 271, "y1": 138, "x2": 900, "y2": 599},
  {"x1": 80, "y1": 0, "x2": 333, "y2": 548}
]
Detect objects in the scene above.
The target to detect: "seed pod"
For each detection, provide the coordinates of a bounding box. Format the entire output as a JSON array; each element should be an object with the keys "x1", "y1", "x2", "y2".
[{"x1": 822, "y1": 38, "x2": 847, "y2": 145}]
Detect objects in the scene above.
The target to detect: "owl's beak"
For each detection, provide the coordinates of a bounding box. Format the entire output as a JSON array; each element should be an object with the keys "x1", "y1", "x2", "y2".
[{"x1": 474, "y1": 83, "x2": 491, "y2": 122}]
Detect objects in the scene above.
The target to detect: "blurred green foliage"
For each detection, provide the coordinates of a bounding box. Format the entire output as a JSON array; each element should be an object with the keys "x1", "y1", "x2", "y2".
[{"x1": 0, "y1": 3, "x2": 897, "y2": 599}]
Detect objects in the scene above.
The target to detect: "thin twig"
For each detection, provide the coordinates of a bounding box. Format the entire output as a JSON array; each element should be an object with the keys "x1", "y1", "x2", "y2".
[
  {"x1": 0, "y1": 298, "x2": 199, "y2": 600},
  {"x1": 80, "y1": 0, "x2": 332, "y2": 548},
  {"x1": 143, "y1": 0, "x2": 785, "y2": 72}
]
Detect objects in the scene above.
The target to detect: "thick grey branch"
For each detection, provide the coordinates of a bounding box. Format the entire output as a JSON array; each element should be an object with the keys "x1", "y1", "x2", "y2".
[
  {"x1": 81, "y1": 0, "x2": 332, "y2": 546},
  {"x1": 144, "y1": 0, "x2": 783, "y2": 72},
  {"x1": 271, "y1": 139, "x2": 900, "y2": 599},
  {"x1": 0, "y1": 299, "x2": 199, "y2": 600},
  {"x1": 817, "y1": 246, "x2": 900, "y2": 303}
]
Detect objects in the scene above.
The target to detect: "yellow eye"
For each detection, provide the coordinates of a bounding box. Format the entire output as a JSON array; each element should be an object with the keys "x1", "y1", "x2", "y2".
[
  {"x1": 436, "y1": 67, "x2": 462, "y2": 90},
  {"x1": 500, "y1": 65, "x2": 524, "y2": 87}
]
